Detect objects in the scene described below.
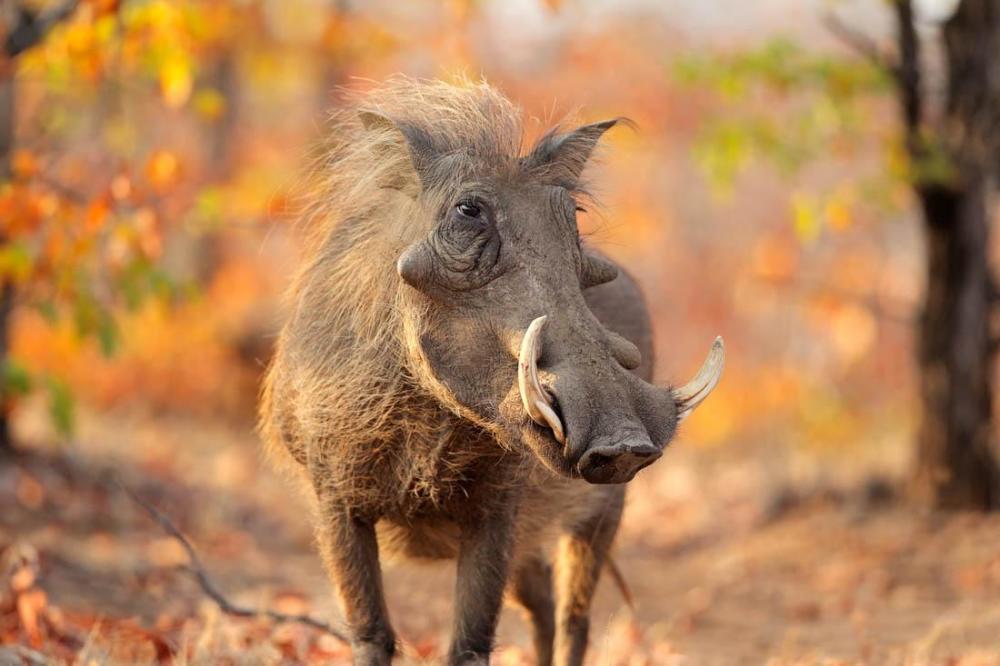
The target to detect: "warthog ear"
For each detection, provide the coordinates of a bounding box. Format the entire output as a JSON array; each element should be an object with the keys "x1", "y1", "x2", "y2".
[
  {"x1": 524, "y1": 118, "x2": 624, "y2": 188},
  {"x1": 358, "y1": 110, "x2": 439, "y2": 188}
]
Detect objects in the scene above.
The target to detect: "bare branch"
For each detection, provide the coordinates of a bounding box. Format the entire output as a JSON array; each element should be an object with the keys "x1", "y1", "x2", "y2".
[
  {"x1": 822, "y1": 12, "x2": 898, "y2": 74},
  {"x1": 119, "y1": 482, "x2": 348, "y2": 643},
  {"x1": 893, "y1": 0, "x2": 923, "y2": 139},
  {"x1": 825, "y1": 3, "x2": 927, "y2": 167},
  {"x1": 4, "y1": 0, "x2": 80, "y2": 58}
]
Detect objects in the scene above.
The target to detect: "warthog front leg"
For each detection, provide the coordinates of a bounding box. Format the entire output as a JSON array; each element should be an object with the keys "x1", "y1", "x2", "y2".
[
  {"x1": 447, "y1": 494, "x2": 519, "y2": 665},
  {"x1": 315, "y1": 497, "x2": 395, "y2": 665}
]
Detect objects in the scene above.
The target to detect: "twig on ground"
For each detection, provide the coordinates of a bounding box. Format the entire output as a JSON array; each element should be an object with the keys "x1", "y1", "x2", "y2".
[
  {"x1": 118, "y1": 481, "x2": 348, "y2": 643},
  {"x1": 0, "y1": 645, "x2": 48, "y2": 666}
]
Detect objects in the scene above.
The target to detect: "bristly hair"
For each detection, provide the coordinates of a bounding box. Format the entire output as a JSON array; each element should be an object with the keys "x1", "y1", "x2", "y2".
[
  {"x1": 258, "y1": 76, "x2": 607, "y2": 509},
  {"x1": 294, "y1": 75, "x2": 610, "y2": 258},
  {"x1": 260, "y1": 77, "x2": 532, "y2": 503},
  {"x1": 297, "y1": 76, "x2": 525, "y2": 256}
]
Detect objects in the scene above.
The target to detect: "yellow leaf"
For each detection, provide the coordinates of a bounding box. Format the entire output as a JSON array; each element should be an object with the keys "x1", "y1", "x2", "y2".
[
  {"x1": 791, "y1": 192, "x2": 821, "y2": 244},
  {"x1": 159, "y1": 56, "x2": 192, "y2": 109},
  {"x1": 64, "y1": 22, "x2": 94, "y2": 56},
  {"x1": 193, "y1": 88, "x2": 226, "y2": 122}
]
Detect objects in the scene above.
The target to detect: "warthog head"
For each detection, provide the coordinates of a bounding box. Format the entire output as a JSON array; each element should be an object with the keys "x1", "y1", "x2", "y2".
[{"x1": 363, "y1": 87, "x2": 722, "y2": 484}]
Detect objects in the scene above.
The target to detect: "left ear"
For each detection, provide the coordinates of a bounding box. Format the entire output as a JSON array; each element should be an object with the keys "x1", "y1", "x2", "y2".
[
  {"x1": 358, "y1": 109, "x2": 441, "y2": 189},
  {"x1": 523, "y1": 118, "x2": 622, "y2": 188}
]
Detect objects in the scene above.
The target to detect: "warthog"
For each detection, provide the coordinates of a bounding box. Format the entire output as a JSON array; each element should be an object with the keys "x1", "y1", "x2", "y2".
[{"x1": 260, "y1": 78, "x2": 723, "y2": 665}]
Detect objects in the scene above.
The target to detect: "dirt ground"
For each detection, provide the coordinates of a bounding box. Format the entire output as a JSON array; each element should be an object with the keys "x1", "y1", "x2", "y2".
[{"x1": 2, "y1": 409, "x2": 1000, "y2": 665}]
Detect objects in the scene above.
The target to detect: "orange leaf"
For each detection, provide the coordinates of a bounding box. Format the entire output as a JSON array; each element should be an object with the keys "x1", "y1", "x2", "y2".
[
  {"x1": 11, "y1": 150, "x2": 38, "y2": 180},
  {"x1": 85, "y1": 0, "x2": 121, "y2": 14},
  {"x1": 110, "y1": 174, "x2": 132, "y2": 201},
  {"x1": 9, "y1": 565, "x2": 36, "y2": 593},
  {"x1": 134, "y1": 207, "x2": 162, "y2": 259},
  {"x1": 145, "y1": 150, "x2": 181, "y2": 191},
  {"x1": 85, "y1": 196, "x2": 111, "y2": 233},
  {"x1": 16, "y1": 588, "x2": 47, "y2": 647},
  {"x1": 751, "y1": 234, "x2": 799, "y2": 282}
]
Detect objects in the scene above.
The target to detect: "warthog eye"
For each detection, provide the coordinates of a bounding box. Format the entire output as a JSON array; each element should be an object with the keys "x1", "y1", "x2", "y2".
[{"x1": 456, "y1": 201, "x2": 482, "y2": 219}]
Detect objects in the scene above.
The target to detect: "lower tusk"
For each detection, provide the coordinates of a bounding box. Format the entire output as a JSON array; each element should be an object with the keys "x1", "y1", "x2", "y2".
[
  {"x1": 673, "y1": 336, "x2": 725, "y2": 422},
  {"x1": 517, "y1": 316, "x2": 566, "y2": 444}
]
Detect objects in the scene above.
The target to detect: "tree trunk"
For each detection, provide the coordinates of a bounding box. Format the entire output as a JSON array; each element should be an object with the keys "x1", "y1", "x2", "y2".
[
  {"x1": 907, "y1": 0, "x2": 1000, "y2": 509},
  {"x1": 913, "y1": 179, "x2": 1000, "y2": 509}
]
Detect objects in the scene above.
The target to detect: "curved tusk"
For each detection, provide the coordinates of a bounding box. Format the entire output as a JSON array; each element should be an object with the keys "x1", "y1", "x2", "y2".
[
  {"x1": 673, "y1": 336, "x2": 725, "y2": 422},
  {"x1": 517, "y1": 316, "x2": 566, "y2": 444}
]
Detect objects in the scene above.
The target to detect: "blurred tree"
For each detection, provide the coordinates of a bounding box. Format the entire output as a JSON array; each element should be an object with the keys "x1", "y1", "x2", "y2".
[
  {"x1": 900, "y1": 0, "x2": 1000, "y2": 510},
  {"x1": 0, "y1": 0, "x2": 363, "y2": 450},
  {"x1": 0, "y1": 0, "x2": 244, "y2": 451},
  {"x1": 0, "y1": 0, "x2": 80, "y2": 453},
  {"x1": 678, "y1": 0, "x2": 1000, "y2": 510}
]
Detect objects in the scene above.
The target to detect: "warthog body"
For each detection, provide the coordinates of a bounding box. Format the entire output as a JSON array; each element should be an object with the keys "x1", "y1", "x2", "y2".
[{"x1": 260, "y1": 79, "x2": 722, "y2": 665}]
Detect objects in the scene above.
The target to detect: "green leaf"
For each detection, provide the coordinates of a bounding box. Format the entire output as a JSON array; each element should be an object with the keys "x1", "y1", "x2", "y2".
[
  {"x1": 96, "y1": 314, "x2": 119, "y2": 358},
  {"x1": 35, "y1": 300, "x2": 59, "y2": 324},
  {"x1": 2, "y1": 359, "x2": 33, "y2": 397},
  {"x1": 46, "y1": 377, "x2": 75, "y2": 439},
  {"x1": 673, "y1": 35, "x2": 899, "y2": 223},
  {"x1": 0, "y1": 241, "x2": 34, "y2": 283},
  {"x1": 694, "y1": 121, "x2": 751, "y2": 195},
  {"x1": 189, "y1": 186, "x2": 225, "y2": 231},
  {"x1": 72, "y1": 295, "x2": 120, "y2": 357},
  {"x1": 119, "y1": 258, "x2": 178, "y2": 309}
]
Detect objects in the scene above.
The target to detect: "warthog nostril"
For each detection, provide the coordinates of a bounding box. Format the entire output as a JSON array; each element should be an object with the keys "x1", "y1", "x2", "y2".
[
  {"x1": 585, "y1": 452, "x2": 613, "y2": 469},
  {"x1": 577, "y1": 440, "x2": 662, "y2": 484}
]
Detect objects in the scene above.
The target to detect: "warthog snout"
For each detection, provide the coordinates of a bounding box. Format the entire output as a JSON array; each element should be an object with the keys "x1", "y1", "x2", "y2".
[{"x1": 517, "y1": 314, "x2": 724, "y2": 483}]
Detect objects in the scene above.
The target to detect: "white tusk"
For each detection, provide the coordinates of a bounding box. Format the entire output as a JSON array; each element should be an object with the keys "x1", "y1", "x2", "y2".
[
  {"x1": 517, "y1": 316, "x2": 566, "y2": 444},
  {"x1": 673, "y1": 336, "x2": 725, "y2": 422}
]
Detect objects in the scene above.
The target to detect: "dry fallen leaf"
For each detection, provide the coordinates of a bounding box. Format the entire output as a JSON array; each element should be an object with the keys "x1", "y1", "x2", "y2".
[
  {"x1": 15, "y1": 473, "x2": 45, "y2": 510},
  {"x1": 17, "y1": 588, "x2": 48, "y2": 647}
]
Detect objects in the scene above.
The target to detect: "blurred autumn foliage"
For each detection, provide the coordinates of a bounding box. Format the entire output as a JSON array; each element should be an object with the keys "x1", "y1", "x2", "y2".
[
  {"x1": 0, "y1": 0, "x2": 921, "y2": 458},
  {"x1": 1, "y1": 0, "x2": 1000, "y2": 663}
]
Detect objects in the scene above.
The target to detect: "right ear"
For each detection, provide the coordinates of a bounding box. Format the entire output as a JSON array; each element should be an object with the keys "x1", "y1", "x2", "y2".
[
  {"x1": 523, "y1": 118, "x2": 622, "y2": 189},
  {"x1": 358, "y1": 110, "x2": 440, "y2": 188}
]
